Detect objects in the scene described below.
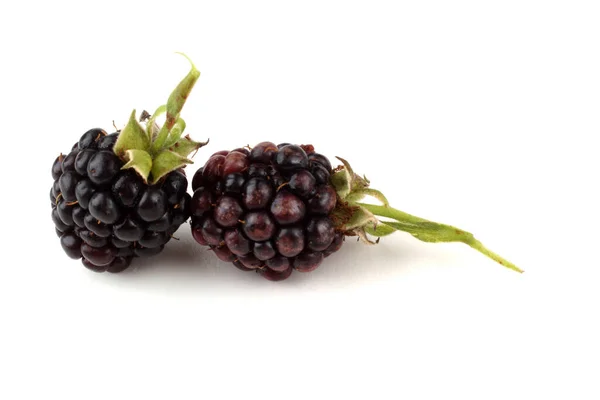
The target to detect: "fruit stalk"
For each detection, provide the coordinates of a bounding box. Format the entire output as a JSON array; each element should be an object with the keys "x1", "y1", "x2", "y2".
[
  {"x1": 331, "y1": 157, "x2": 523, "y2": 273},
  {"x1": 359, "y1": 203, "x2": 522, "y2": 273}
]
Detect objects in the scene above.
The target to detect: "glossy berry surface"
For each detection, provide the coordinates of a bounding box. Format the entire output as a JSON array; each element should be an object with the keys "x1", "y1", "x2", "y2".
[
  {"x1": 190, "y1": 142, "x2": 343, "y2": 281},
  {"x1": 50, "y1": 130, "x2": 191, "y2": 273}
]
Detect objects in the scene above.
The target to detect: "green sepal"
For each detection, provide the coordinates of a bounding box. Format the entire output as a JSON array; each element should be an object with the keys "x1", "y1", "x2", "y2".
[
  {"x1": 150, "y1": 150, "x2": 193, "y2": 184},
  {"x1": 122, "y1": 149, "x2": 152, "y2": 183},
  {"x1": 147, "y1": 105, "x2": 166, "y2": 141},
  {"x1": 113, "y1": 54, "x2": 206, "y2": 186},
  {"x1": 331, "y1": 170, "x2": 351, "y2": 199},
  {"x1": 335, "y1": 205, "x2": 378, "y2": 232},
  {"x1": 114, "y1": 110, "x2": 151, "y2": 156},
  {"x1": 167, "y1": 135, "x2": 208, "y2": 158},
  {"x1": 163, "y1": 118, "x2": 186, "y2": 148},
  {"x1": 345, "y1": 188, "x2": 389, "y2": 205}
]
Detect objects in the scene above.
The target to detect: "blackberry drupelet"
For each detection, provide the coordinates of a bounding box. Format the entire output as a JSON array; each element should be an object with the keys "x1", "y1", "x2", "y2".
[
  {"x1": 50, "y1": 55, "x2": 207, "y2": 273},
  {"x1": 190, "y1": 142, "x2": 345, "y2": 281}
]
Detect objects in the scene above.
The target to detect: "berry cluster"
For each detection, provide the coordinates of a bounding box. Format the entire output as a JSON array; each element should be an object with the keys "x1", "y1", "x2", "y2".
[
  {"x1": 49, "y1": 55, "x2": 524, "y2": 279},
  {"x1": 190, "y1": 142, "x2": 344, "y2": 281},
  {"x1": 51, "y1": 129, "x2": 190, "y2": 272}
]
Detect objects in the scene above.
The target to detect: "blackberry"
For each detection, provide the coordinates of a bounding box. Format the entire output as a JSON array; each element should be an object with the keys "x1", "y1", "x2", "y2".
[
  {"x1": 190, "y1": 143, "x2": 523, "y2": 281},
  {"x1": 190, "y1": 142, "x2": 344, "y2": 281},
  {"x1": 50, "y1": 55, "x2": 207, "y2": 273}
]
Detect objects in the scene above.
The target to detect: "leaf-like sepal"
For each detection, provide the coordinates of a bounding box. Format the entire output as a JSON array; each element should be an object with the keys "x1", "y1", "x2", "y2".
[
  {"x1": 122, "y1": 149, "x2": 152, "y2": 183},
  {"x1": 150, "y1": 150, "x2": 193, "y2": 184},
  {"x1": 163, "y1": 118, "x2": 186, "y2": 149},
  {"x1": 112, "y1": 54, "x2": 207, "y2": 187},
  {"x1": 147, "y1": 105, "x2": 166, "y2": 141},
  {"x1": 331, "y1": 170, "x2": 351, "y2": 199},
  {"x1": 346, "y1": 188, "x2": 389, "y2": 205},
  {"x1": 168, "y1": 135, "x2": 209, "y2": 158},
  {"x1": 338, "y1": 205, "x2": 378, "y2": 231},
  {"x1": 114, "y1": 110, "x2": 151, "y2": 156},
  {"x1": 335, "y1": 156, "x2": 354, "y2": 194}
]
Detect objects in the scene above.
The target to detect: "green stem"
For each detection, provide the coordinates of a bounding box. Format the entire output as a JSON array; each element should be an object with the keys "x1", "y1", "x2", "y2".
[{"x1": 358, "y1": 203, "x2": 523, "y2": 273}]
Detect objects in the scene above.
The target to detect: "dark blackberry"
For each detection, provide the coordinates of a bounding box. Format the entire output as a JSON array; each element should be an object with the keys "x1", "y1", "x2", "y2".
[
  {"x1": 50, "y1": 55, "x2": 207, "y2": 273},
  {"x1": 190, "y1": 143, "x2": 341, "y2": 281}
]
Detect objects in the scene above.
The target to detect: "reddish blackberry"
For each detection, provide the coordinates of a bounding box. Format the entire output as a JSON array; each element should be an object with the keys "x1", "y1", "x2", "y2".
[
  {"x1": 50, "y1": 55, "x2": 207, "y2": 273},
  {"x1": 191, "y1": 143, "x2": 522, "y2": 281},
  {"x1": 190, "y1": 143, "x2": 346, "y2": 281}
]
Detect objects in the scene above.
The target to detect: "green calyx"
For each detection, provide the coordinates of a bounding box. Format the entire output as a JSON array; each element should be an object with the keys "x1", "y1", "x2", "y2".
[
  {"x1": 330, "y1": 157, "x2": 524, "y2": 273},
  {"x1": 113, "y1": 53, "x2": 208, "y2": 185}
]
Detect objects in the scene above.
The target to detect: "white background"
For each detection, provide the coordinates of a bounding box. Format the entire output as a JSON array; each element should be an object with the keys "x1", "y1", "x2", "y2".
[{"x1": 1, "y1": 1, "x2": 599, "y2": 399}]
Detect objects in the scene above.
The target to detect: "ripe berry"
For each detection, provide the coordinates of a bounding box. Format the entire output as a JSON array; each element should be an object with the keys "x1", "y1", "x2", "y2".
[
  {"x1": 50, "y1": 55, "x2": 207, "y2": 273},
  {"x1": 190, "y1": 143, "x2": 340, "y2": 281}
]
